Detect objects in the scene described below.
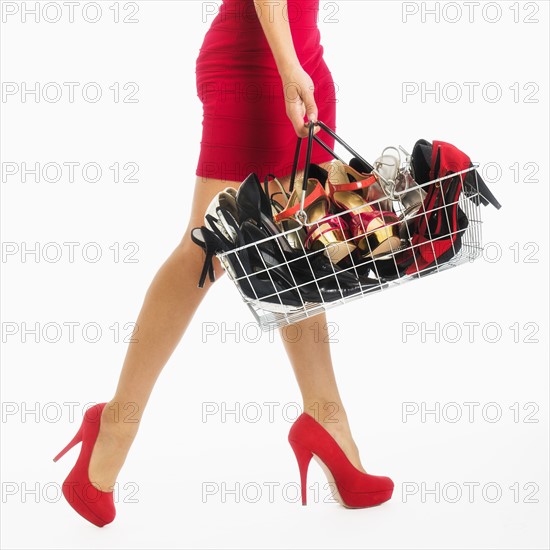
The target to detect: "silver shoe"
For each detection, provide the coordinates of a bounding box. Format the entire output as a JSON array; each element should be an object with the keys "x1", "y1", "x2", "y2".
[
  {"x1": 204, "y1": 187, "x2": 239, "y2": 242},
  {"x1": 373, "y1": 146, "x2": 427, "y2": 239}
]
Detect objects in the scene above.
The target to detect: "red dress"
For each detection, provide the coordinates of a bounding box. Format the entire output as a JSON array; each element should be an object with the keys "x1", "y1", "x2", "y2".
[{"x1": 195, "y1": 0, "x2": 337, "y2": 182}]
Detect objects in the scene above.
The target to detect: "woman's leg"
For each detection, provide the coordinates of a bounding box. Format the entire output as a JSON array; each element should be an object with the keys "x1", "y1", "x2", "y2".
[
  {"x1": 275, "y1": 164, "x2": 366, "y2": 473},
  {"x1": 89, "y1": 171, "x2": 365, "y2": 491},
  {"x1": 280, "y1": 317, "x2": 366, "y2": 473},
  {"x1": 88, "y1": 176, "x2": 238, "y2": 490}
]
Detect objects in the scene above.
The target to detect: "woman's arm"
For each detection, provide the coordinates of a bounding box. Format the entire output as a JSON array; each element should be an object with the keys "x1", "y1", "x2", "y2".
[{"x1": 253, "y1": 0, "x2": 319, "y2": 137}]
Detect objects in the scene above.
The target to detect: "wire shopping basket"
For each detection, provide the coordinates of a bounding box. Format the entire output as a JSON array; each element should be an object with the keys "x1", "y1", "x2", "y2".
[{"x1": 211, "y1": 122, "x2": 498, "y2": 331}]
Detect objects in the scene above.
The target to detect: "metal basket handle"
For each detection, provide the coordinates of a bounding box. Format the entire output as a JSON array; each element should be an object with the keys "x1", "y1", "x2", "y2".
[{"x1": 288, "y1": 120, "x2": 375, "y2": 223}]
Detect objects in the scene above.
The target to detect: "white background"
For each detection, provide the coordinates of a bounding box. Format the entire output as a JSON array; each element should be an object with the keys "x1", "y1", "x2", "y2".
[{"x1": 1, "y1": 1, "x2": 549, "y2": 549}]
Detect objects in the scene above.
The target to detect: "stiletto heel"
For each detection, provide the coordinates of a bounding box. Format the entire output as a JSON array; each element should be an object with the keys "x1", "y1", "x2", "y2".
[
  {"x1": 288, "y1": 413, "x2": 394, "y2": 509},
  {"x1": 53, "y1": 425, "x2": 84, "y2": 462},
  {"x1": 53, "y1": 402, "x2": 116, "y2": 527},
  {"x1": 288, "y1": 439, "x2": 313, "y2": 505}
]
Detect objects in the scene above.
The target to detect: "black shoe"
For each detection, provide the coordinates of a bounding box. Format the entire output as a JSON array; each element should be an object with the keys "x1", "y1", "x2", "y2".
[
  {"x1": 234, "y1": 172, "x2": 381, "y2": 293},
  {"x1": 191, "y1": 222, "x2": 305, "y2": 311}
]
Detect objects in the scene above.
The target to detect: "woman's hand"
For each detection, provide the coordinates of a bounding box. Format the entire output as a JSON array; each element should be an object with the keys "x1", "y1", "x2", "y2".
[
  {"x1": 251, "y1": 1, "x2": 319, "y2": 137},
  {"x1": 281, "y1": 64, "x2": 321, "y2": 138}
]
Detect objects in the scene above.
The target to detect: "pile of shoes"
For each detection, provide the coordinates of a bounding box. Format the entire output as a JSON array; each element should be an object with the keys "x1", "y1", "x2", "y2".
[
  {"x1": 191, "y1": 173, "x2": 382, "y2": 312},
  {"x1": 269, "y1": 139, "x2": 501, "y2": 276},
  {"x1": 370, "y1": 139, "x2": 501, "y2": 278},
  {"x1": 191, "y1": 125, "x2": 501, "y2": 314}
]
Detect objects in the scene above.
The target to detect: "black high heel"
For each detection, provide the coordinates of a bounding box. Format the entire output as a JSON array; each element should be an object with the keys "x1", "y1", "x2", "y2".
[
  {"x1": 193, "y1": 200, "x2": 381, "y2": 309},
  {"x1": 219, "y1": 207, "x2": 375, "y2": 304},
  {"x1": 235, "y1": 171, "x2": 381, "y2": 294},
  {"x1": 191, "y1": 220, "x2": 305, "y2": 310}
]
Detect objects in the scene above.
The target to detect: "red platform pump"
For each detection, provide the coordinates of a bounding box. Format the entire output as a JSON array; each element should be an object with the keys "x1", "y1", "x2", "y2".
[
  {"x1": 288, "y1": 413, "x2": 394, "y2": 508},
  {"x1": 53, "y1": 402, "x2": 116, "y2": 527}
]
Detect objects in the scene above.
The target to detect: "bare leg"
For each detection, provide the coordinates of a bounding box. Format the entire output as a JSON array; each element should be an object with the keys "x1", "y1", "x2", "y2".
[
  {"x1": 280, "y1": 317, "x2": 365, "y2": 472},
  {"x1": 270, "y1": 162, "x2": 366, "y2": 472},
  {"x1": 89, "y1": 168, "x2": 365, "y2": 491},
  {"x1": 88, "y1": 176, "x2": 237, "y2": 490}
]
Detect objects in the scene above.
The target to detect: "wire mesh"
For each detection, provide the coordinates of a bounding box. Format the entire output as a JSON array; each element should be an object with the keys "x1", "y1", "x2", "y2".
[{"x1": 216, "y1": 165, "x2": 484, "y2": 331}]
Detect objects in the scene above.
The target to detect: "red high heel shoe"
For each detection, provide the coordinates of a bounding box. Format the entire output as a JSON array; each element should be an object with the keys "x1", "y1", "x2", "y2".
[
  {"x1": 273, "y1": 165, "x2": 356, "y2": 264},
  {"x1": 325, "y1": 162, "x2": 401, "y2": 258},
  {"x1": 53, "y1": 402, "x2": 116, "y2": 527},
  {"x1": 288, "y1": 413, "x2": 394, "y2": 508}
]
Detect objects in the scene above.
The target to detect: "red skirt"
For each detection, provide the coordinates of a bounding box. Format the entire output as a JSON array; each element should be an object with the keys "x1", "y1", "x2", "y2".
[{"x1": 195, "y1": 0, "x2": 337, "y2": 182}]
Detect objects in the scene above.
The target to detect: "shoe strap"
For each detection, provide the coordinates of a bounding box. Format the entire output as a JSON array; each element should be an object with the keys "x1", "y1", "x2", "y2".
[
  {"x1": 192, "y1": 226, "x2": 218, "y2": 288},
  {"x1": 326, "y1": 174, "x2": 378, "y2": 196},
  {"x1": 273, "y1": 180, "x2": 326, "y2": 223},
  {"x1": 264, "y1": 173, "x2": 289, "y2": 202},
  {"x1": 349, "y1": 209, "x2": 399, "y2": 233},
  {"x1": 304, "y1": 217, "x2": 349, "y2": 249}
]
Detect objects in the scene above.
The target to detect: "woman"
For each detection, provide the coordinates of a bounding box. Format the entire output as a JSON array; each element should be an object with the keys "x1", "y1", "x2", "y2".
[{"x1": 54, "y1": 0, "x2": 393, "y2": 526}]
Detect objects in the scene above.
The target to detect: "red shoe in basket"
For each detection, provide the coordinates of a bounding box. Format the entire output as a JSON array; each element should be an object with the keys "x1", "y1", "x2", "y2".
[
  {"x1": 325, "y1": 161, "x2": 401, "y2": 258},
  {"x1": 402, "y1": 141, "x2": 473, "y2": 275},
  {"x1": 288, "y1": 413, "x2": 394, "y2": 508},
  {"x1": 402, "y1": 172, "x2": 464, "y2": 275},
  {"x1": 375, "y1": 140, "x2": 473, "y2": 278},
  {"x1": 274, "y1": 164, "x2": 356, "y2": 264}
]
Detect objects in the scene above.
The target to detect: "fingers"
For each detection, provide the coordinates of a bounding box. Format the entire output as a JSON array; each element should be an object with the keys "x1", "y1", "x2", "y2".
[
  {"x1": 289, "y1": 113, "x2": 320, "y2": 138},
  {"x1": 311, "y1": 121, "x2": 321, "y2": 136},
  {"x1": 303, "y1": 91, "x2": 318, "y2": 124},
  {"x1": 283, "y1": 74, "x2": 320, "y2": 137},
  {"x1": 287, "y1": 99, "x2": 320, "y2": 138},
  {"x1": 302, "y1": 87, "x2": 320, "y2": 135},
  {"x1": 288, "y1": 103, "x2": 309, "y2": 138}
]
